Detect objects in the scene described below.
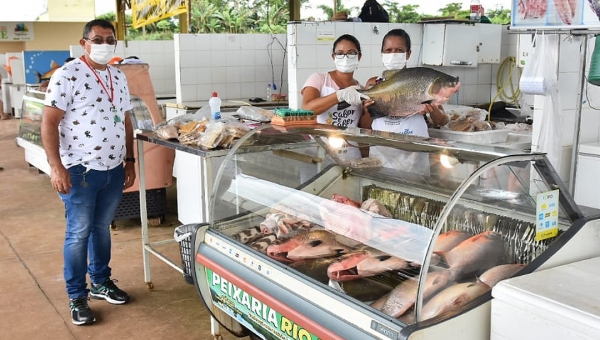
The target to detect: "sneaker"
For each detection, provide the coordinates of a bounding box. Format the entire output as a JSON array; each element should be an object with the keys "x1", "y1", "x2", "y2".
[
  {"x1": 69, "y1": 297, "x2": 95, "y2": 325},
  {"x1": 90, "y1": 278, "x2": 130, "y2": 305}
]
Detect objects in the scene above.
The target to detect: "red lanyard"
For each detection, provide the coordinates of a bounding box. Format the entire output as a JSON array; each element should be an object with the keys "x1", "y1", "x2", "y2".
[{"x1": 80, "y1": 56, "x2": 114, "y2": 104}]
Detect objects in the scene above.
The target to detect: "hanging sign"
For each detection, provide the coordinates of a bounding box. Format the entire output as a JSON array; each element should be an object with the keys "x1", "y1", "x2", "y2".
[
  {"x1": 512, "y1": 0, "x2": 600, "y2": 29},
  {"x1": 131, "y1": 0, "x2": 188, "y2": 29},
  {"x1": 536, "y1": 189, "x2": 559, "y2": 241},
  {"x1": 0, "y1": 22, "x2": 34, "y2": 41},
  {"x1": 206, "y1": 269, "x2": 320, "y2": 340}
]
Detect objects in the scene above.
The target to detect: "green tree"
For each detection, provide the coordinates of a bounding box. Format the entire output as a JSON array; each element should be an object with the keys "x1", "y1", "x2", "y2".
[
  {"x1": 384, "y1": 2, "x2": 422, "y2": 23},
  {"x1": 486, "y1": 7, "x2": 511, "y2": 24},
  {"x1": 317, "y1": 2, "x2": 357, "y2": 20},
  {"x1": 437, "y1": 2, "x2": 469, "y2": 19}
]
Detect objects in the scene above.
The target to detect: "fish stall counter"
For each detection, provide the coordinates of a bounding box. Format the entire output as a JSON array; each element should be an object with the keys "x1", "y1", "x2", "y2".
[{"x1": 181, "y1": 125, "x2": 600, "y2": 339}]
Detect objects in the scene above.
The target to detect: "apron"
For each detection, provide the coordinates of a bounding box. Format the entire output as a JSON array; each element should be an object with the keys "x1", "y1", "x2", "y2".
[
  {"x1": 371, "y1": 114, "x2": 429, "y2": 137},
  {"x1": 317, "y1": 73, "x2": 363, "y2": 161},
  {"x1": 370, "y1": 115, "x2": 430, "y2": 175}
]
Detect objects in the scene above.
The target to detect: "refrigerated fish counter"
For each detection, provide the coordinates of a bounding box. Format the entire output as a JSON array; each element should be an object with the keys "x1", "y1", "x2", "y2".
[{"x1": 184, "y1": 125, "x2": 600, "y2": 340}]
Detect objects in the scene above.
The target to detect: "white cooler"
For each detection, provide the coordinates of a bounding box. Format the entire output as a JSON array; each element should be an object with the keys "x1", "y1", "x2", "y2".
[{"x1": 491, "y1": 257, "x2": 600, "y2": 340}]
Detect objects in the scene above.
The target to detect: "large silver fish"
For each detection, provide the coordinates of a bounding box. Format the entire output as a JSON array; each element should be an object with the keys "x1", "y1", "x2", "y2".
[
  {"x1": 420, "y1": 281, "x2": 490, "y2": 321},
  {"x1": 360, "y1": 67, "x2": 460, "y2": 118},
  {"x1": 441, "y1": 231, "x2": 506, "y2": 281},
  {"x1": 478, "y1": 263, "x2": 525, "y2": 288},
  {"x1": 373, "y1": 269, "x2": 454, "y2": 318}
]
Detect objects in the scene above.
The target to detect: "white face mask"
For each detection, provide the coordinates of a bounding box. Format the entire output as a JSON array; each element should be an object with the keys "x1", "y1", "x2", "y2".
[
  {"x1": 86, "y1": 43, "x2": 115, "y2": 65},
  {"x1": 334, "y1": 57, "x2": 359, "y2": 73},
  {"x1": 381, "y1": 53, "x2": 407, "y2": 70}
]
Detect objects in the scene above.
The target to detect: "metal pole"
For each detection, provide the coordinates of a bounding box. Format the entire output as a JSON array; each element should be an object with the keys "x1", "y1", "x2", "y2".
[{"x1": 569, "y1": 34, "x2": 589, "y2": 194}]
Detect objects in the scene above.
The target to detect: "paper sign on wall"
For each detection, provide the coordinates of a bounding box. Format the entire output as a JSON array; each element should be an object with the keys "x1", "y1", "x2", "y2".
[
  {"x1": 0, "y1": 22, "x2": 34, "y2": 41},
  {"x1": 536, "y1": 189, "x2": 559, "y2": 241}
]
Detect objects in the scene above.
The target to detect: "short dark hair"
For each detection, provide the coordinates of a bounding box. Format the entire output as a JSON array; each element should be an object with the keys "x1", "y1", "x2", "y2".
[
  {"x1": 333, "y1": 34, "x2": 361, "y2": 53},
  {"x1": 381, "y1": 29, "x2": 411, "y2": 52},
  {"x1": 82, "y1": 19, "x2": 116, "y2": 39}
]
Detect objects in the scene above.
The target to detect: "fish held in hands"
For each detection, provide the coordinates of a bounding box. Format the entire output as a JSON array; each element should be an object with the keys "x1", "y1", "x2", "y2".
[{"x1": 360, "y1": 67, "x2": 460, "y2": 118}]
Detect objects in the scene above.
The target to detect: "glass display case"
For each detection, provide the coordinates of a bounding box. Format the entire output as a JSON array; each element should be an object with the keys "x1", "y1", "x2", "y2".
[{"x1": 190, "y1": 125, "x2": 598, "y2": 340}]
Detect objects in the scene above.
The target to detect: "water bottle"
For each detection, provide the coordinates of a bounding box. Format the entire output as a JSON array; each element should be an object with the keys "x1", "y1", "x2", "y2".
[
  {"x1": 470, "y1": 0, "x2": 482, "y2": 22},
  {"x1": 208, "y1": 92, "x2": 221, "y2": 120},
  {"x1": 266, "y1": 83, "x2": 272, "y2": 102}
]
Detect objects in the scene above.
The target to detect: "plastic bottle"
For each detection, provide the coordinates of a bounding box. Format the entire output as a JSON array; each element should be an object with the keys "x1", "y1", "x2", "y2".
[
  {"x1": 266, "y1": 83, "x2": 272, "y2": 102},
  {"x1": 470, "y1": 0, "x2": 482, "y2": 22},
  {"x1": 208, "y1": 92, "x2": 221, "y2": 120}
]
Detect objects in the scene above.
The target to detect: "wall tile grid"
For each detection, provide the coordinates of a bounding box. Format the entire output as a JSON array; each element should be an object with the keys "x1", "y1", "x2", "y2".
[
  {"x1": 174, "y1": 33, "x2": 288, "y2": 102},
  {"x1": 287, "y1": 22, "x2": 502, "y2": 109},
  {"x1": 70, "y1": 40, "x2": 176, "y2": 97}
]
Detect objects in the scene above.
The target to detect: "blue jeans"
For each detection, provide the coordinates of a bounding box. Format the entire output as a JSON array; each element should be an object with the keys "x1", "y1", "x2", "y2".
[{"x1": 59, "y1": 164, "x2": 124, "y2": 299}]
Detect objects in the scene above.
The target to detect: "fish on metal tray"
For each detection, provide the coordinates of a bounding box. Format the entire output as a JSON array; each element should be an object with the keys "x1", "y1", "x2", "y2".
[
  {"x1": 360, "y1": 198, "x2": 393, "y2": 218},
  {"x1": 266, "y1": 229, "x2": 355, "y2": 263},
  {"x1": 327, "y1": 246, "x2": 416, "y2": 282},
  {"x1": 375, "y1": 269, "x2": 454, "y2": 318},
  {"x1": 260, "y1": 212, "x2": 313, "y2": 238},
  {"x1": 331, "y1": 194, "x2": 362, "y2": 208},
  {"x1": 440, "y1": 231, "x2": 507, "y2": 281},
  {"x1": 249, "y1": 234, "x2": 278, "y2": 253},
  {"x1": 231, "y1": 226, "x2": 264, "y2": 244},
  {"x1": 478, "y1": 263, "x2": 525, "y2": 288},
  {"x1": 359, "y1": 67, "x2": 460, "y2": 118},
  {"x1": 420, "y1": 281, "x2": 491, "y2": 321},
  {"x1": 433, "y1": 230, "x2": 472, "y2": 253}
]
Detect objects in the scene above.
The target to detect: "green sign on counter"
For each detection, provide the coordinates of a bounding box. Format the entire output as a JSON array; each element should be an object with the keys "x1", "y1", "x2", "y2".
[{"x1": 206, "y1": 268, "x2": 320, "y2": 340}]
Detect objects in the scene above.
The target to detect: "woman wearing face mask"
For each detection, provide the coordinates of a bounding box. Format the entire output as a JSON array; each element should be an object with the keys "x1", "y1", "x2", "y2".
[
  {"x1": 301, "y1": 34, "x2": 371, "y2": 127},
  {"x1": 359, "y1": 29, "x2": 448, "y2": 135}
]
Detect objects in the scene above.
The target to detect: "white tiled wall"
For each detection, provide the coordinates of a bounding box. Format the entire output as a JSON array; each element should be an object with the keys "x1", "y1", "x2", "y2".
[
  {"x1": 173, "y1": 33, "x2": 288, "y2": 102},
  {"x1": 286, "y1": 21, "x2": 507, "y2": 109},
  {"x1": 70, "y1": 40, "x2": 176, "y2": 96}
]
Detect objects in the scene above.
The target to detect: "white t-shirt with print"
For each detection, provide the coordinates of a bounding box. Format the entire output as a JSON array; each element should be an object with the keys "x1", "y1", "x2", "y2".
[{"x1": 44, "y1": 58, "x2": 133, "y2": 171}]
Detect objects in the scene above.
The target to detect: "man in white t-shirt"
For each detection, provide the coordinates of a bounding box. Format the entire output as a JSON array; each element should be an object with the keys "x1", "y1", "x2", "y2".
[{"x1": 41, "y1": 19, "x2": 135, "y2": 326}]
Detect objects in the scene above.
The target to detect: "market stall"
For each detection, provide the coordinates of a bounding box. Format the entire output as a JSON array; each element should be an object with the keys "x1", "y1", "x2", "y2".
[{"x1": 177, "y1": 125, "x2": 600, "y2": 340}]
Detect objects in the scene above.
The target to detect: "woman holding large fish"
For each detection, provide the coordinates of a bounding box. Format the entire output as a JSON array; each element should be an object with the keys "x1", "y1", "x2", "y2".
[{"x1": 359, "y1": 29, "x2": 450, "y2": 136}]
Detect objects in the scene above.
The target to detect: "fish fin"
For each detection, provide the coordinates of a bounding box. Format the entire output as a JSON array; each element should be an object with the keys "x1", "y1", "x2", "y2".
[
  {"x1": 50, "y1": 60, "x2": 60, "y2": 69},
  {"x1": 34, "y1": 70, "x2": 42, "y2": 83}
]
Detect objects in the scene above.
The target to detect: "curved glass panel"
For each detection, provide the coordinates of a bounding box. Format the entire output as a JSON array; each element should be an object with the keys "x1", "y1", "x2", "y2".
[{"x1": 207, "y1": 125, "x2": 584, "y2": 327}]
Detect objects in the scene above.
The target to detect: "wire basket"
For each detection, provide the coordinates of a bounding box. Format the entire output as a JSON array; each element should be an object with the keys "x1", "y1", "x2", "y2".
[{"x1": 174, "y1": 223, "x2": 202, "y2": 285}]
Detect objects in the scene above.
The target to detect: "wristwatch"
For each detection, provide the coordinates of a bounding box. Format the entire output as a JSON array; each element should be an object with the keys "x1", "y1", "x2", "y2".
[{"x1": 125, "y1": 157, "x2": 136, "y2": 163}]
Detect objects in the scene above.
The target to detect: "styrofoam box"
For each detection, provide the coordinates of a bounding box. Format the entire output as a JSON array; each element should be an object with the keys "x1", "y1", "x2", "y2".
[
  {"x1": 428, "y1": 128, "x2": 509, "y2": 145},
  {"x1": 491, "y1": 257, "x2": 600, "y2": 340}
]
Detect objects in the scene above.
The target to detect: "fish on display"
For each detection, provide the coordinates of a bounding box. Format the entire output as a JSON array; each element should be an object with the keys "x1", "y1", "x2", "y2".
[
  {"x1": 231, "y1": 226, "x2": 264, "y2": 244},
  {"x1": 359, "y1": 67, "x2": 460, "y2": 118},
  {"x1": 420, "y1": 281, "x2": 491, "y2": 321},
  {"x1": 375, "y1": 269, "x2": 454, "y2": 318},
  {"x1": 331, "y1": 194, "x2": 362, "y2": 208},
  {"x1": 478, "y1": 263, "x2": 525, "y2": 288},
  {"x1": 440, "y1": 231, "x2": 506, "y2": 281},
  {"x1": 266, "y1": 229, "x2": 354, "y2": 263},
  {"x1": 249, "y1": 234, "x2": 277, "y2": 253},
  {"x1": 433, "y1": 230, "x2": 472, "y2": 253},
  {"x1": 327, "y1": 246, "x2": 415, "y2": 281},
  {"x1": 319, "y1": 199, "x2": 372, "y2": 243},
  {"x1": 360, "y1": 198, "x2": 393, "y2": 218}
]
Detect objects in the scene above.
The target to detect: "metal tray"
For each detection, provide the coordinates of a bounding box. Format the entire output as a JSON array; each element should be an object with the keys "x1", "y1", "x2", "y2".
[{"x1": 428, "y1": 128, "x2": 509, "y2": 144}]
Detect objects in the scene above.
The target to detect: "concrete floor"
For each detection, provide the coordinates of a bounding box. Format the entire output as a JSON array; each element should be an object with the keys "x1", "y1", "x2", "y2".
[{"x1": 0, "y1": 118, "x2": 248, "y2": 339}]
